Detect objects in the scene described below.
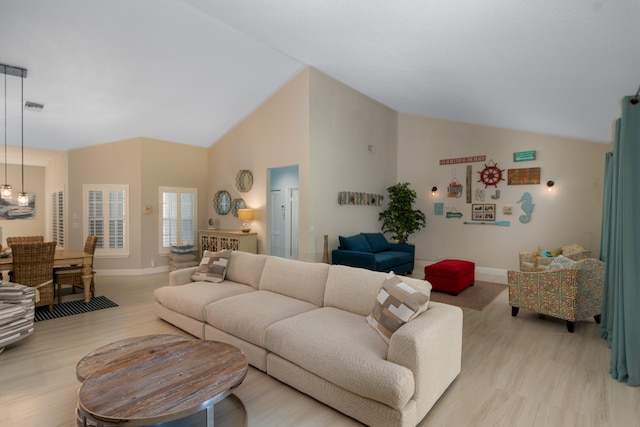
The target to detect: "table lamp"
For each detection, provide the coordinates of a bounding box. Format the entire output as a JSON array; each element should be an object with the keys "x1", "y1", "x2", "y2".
[{"x1": 238, "y1": 209, "x2": 254, "y2": 233}]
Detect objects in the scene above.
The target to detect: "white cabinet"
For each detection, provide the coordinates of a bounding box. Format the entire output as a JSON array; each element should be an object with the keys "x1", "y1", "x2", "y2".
[{"x1": 199, "y1": 230, "x2": 257, "y2": 257}]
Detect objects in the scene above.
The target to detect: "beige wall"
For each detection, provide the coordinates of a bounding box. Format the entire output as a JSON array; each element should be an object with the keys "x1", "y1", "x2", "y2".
[
  {"x1": 0, "y1": 163, "x2": 46, "y2": 246},
  {"x1": 308, "y1": 68, "x2": 397, "y2": 260},
  {"x1": 208, "y1": 67, "x2": 398, "y2": 261},
  {"x1": 140, "y1": 138, "x2": 208, "y2": 268},
  {"x1": 208, "y1": 68, "x2": 311, "y2": 257},
  {"x1": 67, "y1": 138, "x2": 208, "y2": 272},
  {"x1": 397, "y1": 113, "x2": 612, "y2": 272}
]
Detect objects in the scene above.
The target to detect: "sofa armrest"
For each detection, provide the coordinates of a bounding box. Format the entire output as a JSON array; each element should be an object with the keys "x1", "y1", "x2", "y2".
[
  {"x1": 519, "y1": 251, "x2": 537, "y2": 271},
  {"x1": 331, "y1": 249, "x2": 376, "y2": 270},
  {"x1": 389, "y1": 243, "x2": 415, "y2": 257},
  {"x1": 168, "y1": 266, "x2": 198, "y2": 286},
  {"x1": 387, "y1": 302, "x2": 462, "y2": 420}
]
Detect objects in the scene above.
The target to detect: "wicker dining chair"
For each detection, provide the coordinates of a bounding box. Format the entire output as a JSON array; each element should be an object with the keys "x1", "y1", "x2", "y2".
[
  {"x1": 11, "y1": 242, "x2": 57, "y2": 313},
  {"x1": 6, "y1": 235, "x2": 44, "y2": 248},
  {"x1": 55, "y1": 236, "x2": 98, "y2": 304}
]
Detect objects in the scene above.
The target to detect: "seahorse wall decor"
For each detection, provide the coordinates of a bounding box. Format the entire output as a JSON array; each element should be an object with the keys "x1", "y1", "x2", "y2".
[{"x1": 517, "y1": 192, "x2": 534, "y2": 223}]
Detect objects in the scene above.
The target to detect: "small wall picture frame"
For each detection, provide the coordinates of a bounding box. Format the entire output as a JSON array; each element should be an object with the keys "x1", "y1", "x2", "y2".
[{"x1": 472, "y1": 203, "x2": 496, "y2": 221}]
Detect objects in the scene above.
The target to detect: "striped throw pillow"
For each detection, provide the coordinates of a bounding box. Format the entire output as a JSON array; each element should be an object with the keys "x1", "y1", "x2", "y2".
[
  {"x1": 366, "y1": 272, "x2": 430, "y2": 344},
  {"x1": 191, "y1": 250, "x2": 231, "y2": 283}
]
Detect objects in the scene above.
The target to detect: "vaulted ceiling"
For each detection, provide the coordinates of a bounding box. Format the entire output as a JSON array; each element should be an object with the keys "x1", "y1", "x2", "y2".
[{"x1": 1, "y1": 0, "x2": 637, "y2": 161}]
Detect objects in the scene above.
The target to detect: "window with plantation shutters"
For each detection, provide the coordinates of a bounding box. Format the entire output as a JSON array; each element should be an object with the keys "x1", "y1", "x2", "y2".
[
  {"x1": 84, "y1": 184, "x2": 129, "y2": 257},
  {"x1": 51, "y1": 189, "x2": 65, "y2": 248},
  {"x1": 160, "y1": 187, "x2": 196, "y2": 254}
]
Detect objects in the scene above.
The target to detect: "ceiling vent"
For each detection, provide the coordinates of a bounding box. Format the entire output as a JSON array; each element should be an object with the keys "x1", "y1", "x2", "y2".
[{"x1": 24, "y1": 101, "x2": 44, "y2": 112}]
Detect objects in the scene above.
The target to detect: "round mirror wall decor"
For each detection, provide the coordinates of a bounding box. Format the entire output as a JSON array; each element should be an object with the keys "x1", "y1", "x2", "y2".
[
  {"x1": 213, "y1": 190, "x2": 231, "y2": 215},
  {"x1": 231, "y1": 198, "x2": 246, "y2": 217},
  {"x1": 235, "y1": 170, "x2": 253, "y2": 193}
]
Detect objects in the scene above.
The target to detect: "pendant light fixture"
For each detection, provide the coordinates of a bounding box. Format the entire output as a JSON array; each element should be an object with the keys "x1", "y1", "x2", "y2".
[
  {"x1": 17, "y1": 71, "x2": 28, "y2": 207},
  {"x1": 1, "y1": 66, "x2": 11, "y2": 199}
]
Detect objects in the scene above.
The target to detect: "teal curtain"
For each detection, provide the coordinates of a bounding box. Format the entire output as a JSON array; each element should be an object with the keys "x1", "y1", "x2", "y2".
[{"x1": 600, "y1": 96, "x2": 640, "y2": 387}]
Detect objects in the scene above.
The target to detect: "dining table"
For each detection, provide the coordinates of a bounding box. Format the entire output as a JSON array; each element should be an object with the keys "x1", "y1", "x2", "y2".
[{"x1": 0, "y1": 249, "x2": 94, "y2": 303}]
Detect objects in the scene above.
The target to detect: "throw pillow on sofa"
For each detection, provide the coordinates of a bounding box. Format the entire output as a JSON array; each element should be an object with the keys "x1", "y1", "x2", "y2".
[
  {"x1": 367, "y1": 272, "x2": 430, "y2": 344},
  {"x1": 191, "y1": 249, "x2": 231, "y2": 283},
  {"x1": 338, "y1": 234, "x2": 373, "y2": 252}
]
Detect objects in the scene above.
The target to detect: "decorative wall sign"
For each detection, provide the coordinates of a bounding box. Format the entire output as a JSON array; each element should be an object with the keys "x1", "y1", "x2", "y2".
[
  {"x1": 477, "y1": 160, "x2": 505, "y2": 188},
  {"x1": 446, "y1": 208, "x2": 463, "y2": 218},
  {"x1": 337, "y1": 191, "x2": 384, "y2": 206},
  {"x1": 440, "y1": 155, "x2": 486, "y2": 165},
  {"x1": 517, "y1": 192, "x2": 534, "y2": 223},
  {"x1": 507, "y1": 167, "x2": 541, "y2": 185},
  {"x1": 472, "y1": 203, "x2": 496, "y2": 221},
  {"x1": 513, "y1": 150, "x2": 536, "y2": 162},
  {"x1": 466, "y1": 165, "x2": 472, "y2": 203},
  {"x1": 434, "y1": 203, "x2": 444, "y2": 215},
  {"x1": 447, "y1": 178, "x2": 463, "y2": 198}
]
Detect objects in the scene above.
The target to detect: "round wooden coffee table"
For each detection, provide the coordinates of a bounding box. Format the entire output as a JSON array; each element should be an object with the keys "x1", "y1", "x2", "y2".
[{"x1": 76, "y1": 334, "x2": 248, "y2": 427}]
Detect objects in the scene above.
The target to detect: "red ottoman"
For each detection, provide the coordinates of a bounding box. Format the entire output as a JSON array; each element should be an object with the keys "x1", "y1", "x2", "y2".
[{"x1": 424, "y1": 259, "x2": 475, "y2": 295}]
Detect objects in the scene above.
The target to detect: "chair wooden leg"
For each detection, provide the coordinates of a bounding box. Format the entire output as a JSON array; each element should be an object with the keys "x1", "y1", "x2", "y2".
[
  {"x1": 594, "y1": 314, "x2": 601, "y2": 324},
  {"x1": 57, "y1": 282, "x2": 62, "y2": 305},
  {"x1": 566, "y1": 321, "x2": 575, "y2": 333},
  {"x1": 48, "y1": 304, "x2": 53, "y2": 313},
  {"x1": 511, "y1": 306, "x2": 519, "y2": 317}
]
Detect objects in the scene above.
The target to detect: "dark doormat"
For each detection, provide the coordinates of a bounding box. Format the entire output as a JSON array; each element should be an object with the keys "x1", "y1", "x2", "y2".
[{"x1": 34, "y1": 296, "x2": 118, "y2": 322}]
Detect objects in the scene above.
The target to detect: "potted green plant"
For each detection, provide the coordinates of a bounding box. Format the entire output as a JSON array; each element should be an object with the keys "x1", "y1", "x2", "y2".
[{"x1": 378, "y1": 182, "x2": 426, "y2": 244}]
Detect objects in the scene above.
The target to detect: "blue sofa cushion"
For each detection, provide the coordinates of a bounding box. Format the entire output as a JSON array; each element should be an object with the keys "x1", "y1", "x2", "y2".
[
  {"x1": 339, "y1": 234, "x2": 373, "y2": 253},
  {"x1": 375, "y1": 251, "x2": 413, "y2": 271},
  {"x1": 362, "y1": 233, "x2": 391, "y2": 253}
]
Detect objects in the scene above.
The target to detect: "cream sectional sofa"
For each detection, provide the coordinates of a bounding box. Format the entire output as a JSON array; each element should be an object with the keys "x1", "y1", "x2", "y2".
[{"x1": 153, "y1": 251, "x2": 463, "y2": 427}]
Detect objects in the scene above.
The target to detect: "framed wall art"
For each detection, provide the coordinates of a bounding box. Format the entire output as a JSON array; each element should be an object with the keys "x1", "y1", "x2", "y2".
[{"x1": 472, "y1": 203, "x2": 495, "y2": 221}]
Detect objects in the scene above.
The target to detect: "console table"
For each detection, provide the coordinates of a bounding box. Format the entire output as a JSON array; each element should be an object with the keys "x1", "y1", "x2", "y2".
[{"x1": 199, "y1": 230, "x2": 257, "y2": 257}]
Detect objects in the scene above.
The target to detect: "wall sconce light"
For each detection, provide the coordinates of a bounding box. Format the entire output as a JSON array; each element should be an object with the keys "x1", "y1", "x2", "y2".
[
  {"x1": 238, "y1": 208, "x2": 255, "y2": 233},
  {"x1": 546, "y1": 180, "x2": 555, "y2": 193},
  {"x1": 431, "y1": 186, "x2": 438, "y2": 197}
]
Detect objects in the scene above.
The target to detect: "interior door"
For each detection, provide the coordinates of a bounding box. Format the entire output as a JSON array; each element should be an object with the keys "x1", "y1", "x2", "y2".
[
  {"x1": 288, "y1": 188, "x2": 299, "y2": 259},
  {"x1": 270, "y1": 189, "x2": 285, "y2": 258}
]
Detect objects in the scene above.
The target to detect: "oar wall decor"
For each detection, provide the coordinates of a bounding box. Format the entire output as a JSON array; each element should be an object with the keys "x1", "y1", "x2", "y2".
[{"x1": 463, "y1": 220, "x2": 511, "y2": 226}]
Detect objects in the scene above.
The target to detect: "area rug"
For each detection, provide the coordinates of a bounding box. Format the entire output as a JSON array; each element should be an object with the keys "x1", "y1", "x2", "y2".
[
  {"x1": 429, "y1": 281, "x2": 506, "y2": 311},
  {"x1": 34, "y1": 296, "x2": 118, "y2": 322}
]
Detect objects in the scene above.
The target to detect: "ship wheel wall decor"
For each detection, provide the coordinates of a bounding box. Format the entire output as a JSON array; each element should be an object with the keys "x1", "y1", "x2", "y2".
[{"x1": 477, "y1": 160, "x2": 505, "y2": 188}]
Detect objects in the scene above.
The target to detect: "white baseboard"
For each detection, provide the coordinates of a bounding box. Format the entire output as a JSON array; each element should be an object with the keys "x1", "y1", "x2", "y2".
[
  {"x1": 413, "y1": 260, "x2": 507, "y2": 284},
  {"x1": 94, "y1": 266, "x2": 170, "y2": 276}
]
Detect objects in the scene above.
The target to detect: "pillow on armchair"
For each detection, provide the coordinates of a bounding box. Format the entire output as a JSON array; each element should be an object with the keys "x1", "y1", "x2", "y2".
[
  {"x1": 338, "y1": 234, "x2": 373, "y2": 253},
  {"x1": 362, "y1": 233, "x2": 391, "y2": 253}
]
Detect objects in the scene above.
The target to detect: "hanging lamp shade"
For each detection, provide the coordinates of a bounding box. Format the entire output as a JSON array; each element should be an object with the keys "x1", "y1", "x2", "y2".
[{"x1": 1, "y1": 66, "x2": 11, "y2": 199}]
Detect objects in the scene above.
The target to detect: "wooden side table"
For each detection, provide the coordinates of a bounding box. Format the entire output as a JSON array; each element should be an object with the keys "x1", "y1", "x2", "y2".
[{"x1": 76, "y1": 335, "x2": 248, "y2": 427}]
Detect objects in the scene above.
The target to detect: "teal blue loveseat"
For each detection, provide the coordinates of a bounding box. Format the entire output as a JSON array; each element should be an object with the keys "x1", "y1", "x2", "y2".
[{"x1": 331, "y1": 232, "x2": 415, "y2": 275}]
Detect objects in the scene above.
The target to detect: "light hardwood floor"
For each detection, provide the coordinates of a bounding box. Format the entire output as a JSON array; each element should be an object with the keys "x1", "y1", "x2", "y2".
[{"x1": 1, "y1": 273, "x2": 638, "y2": 427}]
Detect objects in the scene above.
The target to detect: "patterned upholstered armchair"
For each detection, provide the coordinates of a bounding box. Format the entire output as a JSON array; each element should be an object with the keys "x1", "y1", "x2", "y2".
[
  {"x1": 519, "y1": 243, "x2": 591, "y2": 272},
  {"x1": 508, "y1": 258, "x2": 604, "y2": 332},
  {"x1": 0, "y1": 281, "x2": 35, "y2": 353}
]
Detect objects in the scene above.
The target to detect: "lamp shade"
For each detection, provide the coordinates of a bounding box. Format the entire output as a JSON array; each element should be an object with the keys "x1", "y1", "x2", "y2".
[{"x1": 238, "y1": 209, "x2": 254, "y2": 221}]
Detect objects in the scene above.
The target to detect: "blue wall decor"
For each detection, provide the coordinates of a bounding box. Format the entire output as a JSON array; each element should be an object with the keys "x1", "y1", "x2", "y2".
[{"x1": 517, "y1": 192, "x2": 534, "y2": 223}]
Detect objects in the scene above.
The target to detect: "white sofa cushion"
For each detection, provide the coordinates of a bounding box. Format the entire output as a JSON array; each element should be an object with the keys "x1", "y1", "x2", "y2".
[
  {"x1": 325, "y1": 265, "x2": 388, "y2": 316},
  {"x1": 204, "y1": 290, "x2": 317, "y2": 348},
  {"x1": 258, "y1": 256, "x2": 329, "y2": 306},
  {"x1": 225, "y1": 251, "x2": 268, "y2": 289},
  {"x1": 264, "y1": 306, "x2": 415, "y2": 410},
  {"x1": 153, "y1": 281, "x2": 254, "y2": 321}
]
